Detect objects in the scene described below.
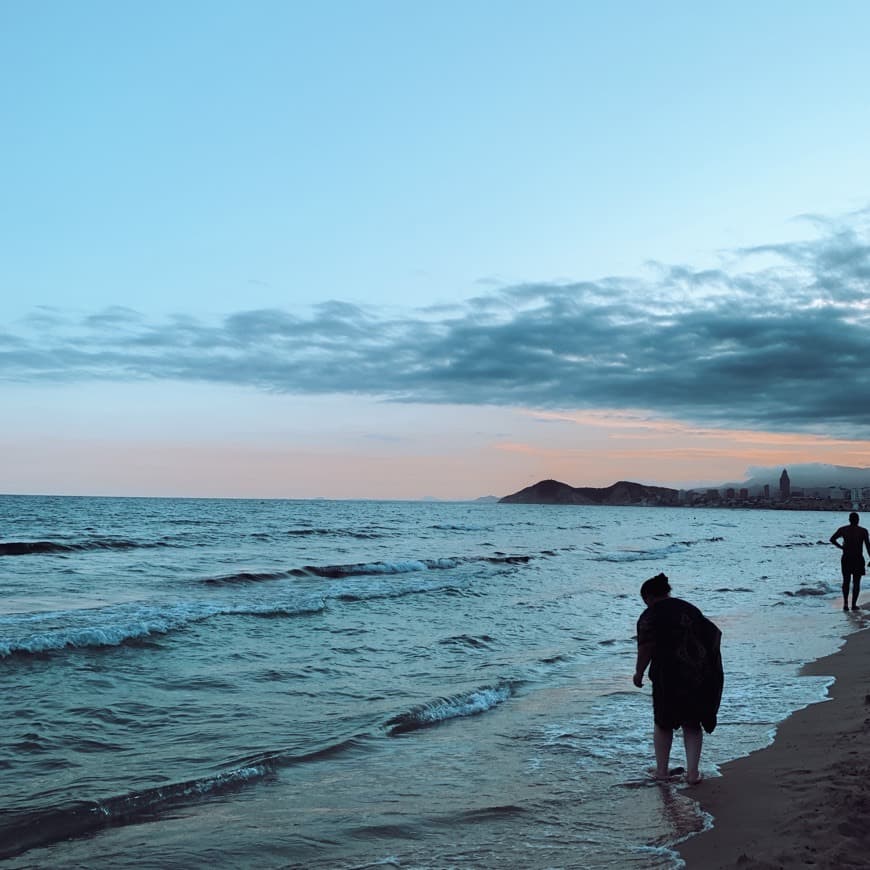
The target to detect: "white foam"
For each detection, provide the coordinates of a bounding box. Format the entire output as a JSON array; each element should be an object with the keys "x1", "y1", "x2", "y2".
[
  {"x1": 416, "y1": 684, "x2": 512, "y2": 725},
  {"x1": 0, "y1": 597, "x2": 327, "y2": 657},
  {"x1": 594, "y1": 543, "x2": 688, "y2": 563}
]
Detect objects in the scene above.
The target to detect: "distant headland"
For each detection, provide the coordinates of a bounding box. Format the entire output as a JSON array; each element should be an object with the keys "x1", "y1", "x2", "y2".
[
  {"x1": 498, "y1": 464, "x2": 870, "y2": 511},
  {"x1": 499, "y1": 479, "x2": 679, "y2": 506}
]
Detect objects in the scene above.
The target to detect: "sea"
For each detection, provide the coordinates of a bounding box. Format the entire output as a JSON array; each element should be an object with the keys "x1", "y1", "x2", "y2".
[{"x1": 0, "y1": 495, "x2": 858, "y2": 869}]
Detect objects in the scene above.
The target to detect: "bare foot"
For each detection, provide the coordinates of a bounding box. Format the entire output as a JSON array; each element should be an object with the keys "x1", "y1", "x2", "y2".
[
  {"x1": 647, "y1": 767, "x2": 684, "y2": 781},
  {"x1": 686, "y1": 772, "x2": 703, "y2": 785}
]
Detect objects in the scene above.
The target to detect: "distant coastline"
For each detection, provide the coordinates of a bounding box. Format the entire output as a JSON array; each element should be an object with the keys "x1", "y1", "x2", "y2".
[{"x1": 498, "y1": 475, "x2": 867, "y2": 512}]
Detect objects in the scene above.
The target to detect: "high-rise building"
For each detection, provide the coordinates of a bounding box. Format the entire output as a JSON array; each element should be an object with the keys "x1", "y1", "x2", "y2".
[{"x1": 779, "y1": 469, "x2": 791, "y2": 500}]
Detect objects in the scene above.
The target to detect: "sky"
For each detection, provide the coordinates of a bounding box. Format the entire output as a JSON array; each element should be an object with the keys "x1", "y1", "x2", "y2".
[{"x1": 3, "y1": 1, "x2": 870, "y2": 499}]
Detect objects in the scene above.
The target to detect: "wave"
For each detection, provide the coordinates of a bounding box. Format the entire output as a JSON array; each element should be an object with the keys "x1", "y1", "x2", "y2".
[
  {"x1": 286, "y1": 528, "x2": 386, "y2": 539},
  {"x1": 429, "y1": 524, "x2": 492, "y2": 532},
  {"x1": 306, "y1": 552, "x2": 532, "y2": 579},
  {"x1": 385, "y1": 682, "x2": 514, "y2": 735},
  {"x1": 591, "y1": 543, "x2": 689, "y2": 563},
  {"x1": 4, "y1": 547, "x2": 536, "y2": 657},
  {"x1": 0, "y1": 681, "x2": 518, "y2": 858},
  {"x1": 0, "y1": 762, "x2": 273, "y2": 859},
  {"x1": 0, "y1": 732, "x2": 368, "y2": 858},
  {"x1": 303, "y1": 557, "x2": 464, "y2": 578},
  {"x1": 226, "y1": 734, "x2": 368, "y2": 776},
  {"x1": 205, "y1": 569, "x2": 293, "y2": 585},
  {"x1": 784, "y1": 582, "x2": 834, "y2": 597},
  {"x1": 763, "y1": 540, "x2": 829, "y2": 549},
  {"x1": 203, "y1": 558, "x2": 465, "y2": 585},
  {"x1": 591, "y1": 537, "x2": 724, "y2": 563},
  {"x1": 204, "y1": 553, "x2": 532, "y2": 585},
  {"x1": 0, "y1": 598, "x2": 327, "y2": 658},
  {"x1": 439, "y1": 634, "x2": 495, "y2": 649},
  {"x1": 1, "y1": 570, "x2": 477, "y2": 658},
  {"x1": 486, "y1": 554, "x2": 531, "y2": 565},
  {"x1": 334, "y1": 579, "x2": 466, "y2": 602},
  {"x1": 0, "y1": 538, "x2": 170, "y2": 557}
]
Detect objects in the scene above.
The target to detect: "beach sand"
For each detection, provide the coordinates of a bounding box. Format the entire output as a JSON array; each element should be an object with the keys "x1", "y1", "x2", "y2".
[{"x1": 677, "y1": 623, "x2": 870, "y2": 869}]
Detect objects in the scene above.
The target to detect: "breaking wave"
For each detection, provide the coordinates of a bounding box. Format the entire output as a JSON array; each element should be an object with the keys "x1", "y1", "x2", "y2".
[
  {"x1": 0, "y1": 598, "x2": 327, "y2": 658},
  {"x1": 592, "y1": 537, "x2": 724, "y2": 563},
  {"x1": 204, "y1": 553, "x2": 531, "y2": 585},
  {"x1": 385, "y1": 683, "x2": 514, "y2": 735},
  {"x1": 303, "y1": 558, "x2": 463, "y2": 578},
  {"x1": 0, "y1": 763, "x2": 273, "y2": 859},
  {"x1": 0, "y1": 538, "x2": 170, "y2": 557},
  {"x1": 2, "y1": 564, "x2": 496, "y2": 658}
]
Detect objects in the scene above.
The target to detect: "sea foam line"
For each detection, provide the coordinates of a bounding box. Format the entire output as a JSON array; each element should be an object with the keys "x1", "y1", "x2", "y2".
[{"x1": 0, "y1": 598, "x2": 326, "y2": 657}]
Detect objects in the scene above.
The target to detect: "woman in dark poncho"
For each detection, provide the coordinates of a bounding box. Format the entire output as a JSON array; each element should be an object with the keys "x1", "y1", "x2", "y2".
[{"x1": 633, "y1": 573, "x2": 723, "y2": 784}]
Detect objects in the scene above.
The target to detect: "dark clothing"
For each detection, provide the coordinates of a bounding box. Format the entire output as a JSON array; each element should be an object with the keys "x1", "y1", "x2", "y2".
[
  {"x1": 841, "y1": 554, "x2": 865, "y2": 581},
  {"x1": 831, "y1": 524, "x2": 869, "y2": 579},
  {"x1": 637, "y1": 597, "x2": 723, "y2": 734}
]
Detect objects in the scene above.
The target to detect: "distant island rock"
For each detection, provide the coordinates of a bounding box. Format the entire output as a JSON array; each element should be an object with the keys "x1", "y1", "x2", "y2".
[{"x1": 498, "y1": 479, "x2": 679, "y2": 506}]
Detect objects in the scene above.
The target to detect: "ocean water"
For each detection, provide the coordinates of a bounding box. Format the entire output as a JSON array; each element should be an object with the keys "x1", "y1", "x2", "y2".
[{"x1": 0, "y1": 495, "x2": 857, "y2": 868}]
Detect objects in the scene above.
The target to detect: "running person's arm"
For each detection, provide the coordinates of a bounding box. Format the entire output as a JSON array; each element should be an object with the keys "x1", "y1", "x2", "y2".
[
  {"x1": 863, "y1": 528, "x2": 870, "y2": 559},
  {"x1": 831, "y1": 528, "x2": 844, "y2": 549}
]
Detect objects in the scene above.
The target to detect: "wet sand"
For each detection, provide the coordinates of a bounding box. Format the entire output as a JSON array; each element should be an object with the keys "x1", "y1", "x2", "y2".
[{"x1": 678, "y1": 623, "x2": 870, "y2": 869}]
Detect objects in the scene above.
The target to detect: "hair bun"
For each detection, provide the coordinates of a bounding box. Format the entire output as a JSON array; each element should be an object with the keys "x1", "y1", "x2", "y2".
[{"x1": 640, "y1": 572, "x2": 672, "y2": 599}]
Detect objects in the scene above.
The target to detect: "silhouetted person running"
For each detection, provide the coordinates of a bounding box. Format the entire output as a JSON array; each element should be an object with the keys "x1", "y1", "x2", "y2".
[{"x1": 830, "y1": 512, "x2": 870, "y2": 611}]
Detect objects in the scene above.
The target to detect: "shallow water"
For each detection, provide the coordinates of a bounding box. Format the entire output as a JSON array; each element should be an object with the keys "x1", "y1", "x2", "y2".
[{"x1": 0, "y1": 496, "x2": 856, "y2": 867}]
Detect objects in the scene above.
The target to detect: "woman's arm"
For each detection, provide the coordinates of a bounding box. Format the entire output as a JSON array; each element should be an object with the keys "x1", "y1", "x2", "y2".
[{"x1": 634, "y1": 641, "x2": 654, "y2": 688}]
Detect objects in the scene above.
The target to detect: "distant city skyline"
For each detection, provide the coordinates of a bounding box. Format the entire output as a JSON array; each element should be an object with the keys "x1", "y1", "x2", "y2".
[
  {"x1": 3, "y1": 3, "x2": 870, "y2": 498},
  {"x1": 497, "y1": 464, "x2": 870, "y2": 511}
]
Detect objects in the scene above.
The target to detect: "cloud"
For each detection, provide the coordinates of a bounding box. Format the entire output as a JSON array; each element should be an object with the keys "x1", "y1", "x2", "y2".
[{"x1": 3, "y1": 210, "x2": 870, "y2": 436}]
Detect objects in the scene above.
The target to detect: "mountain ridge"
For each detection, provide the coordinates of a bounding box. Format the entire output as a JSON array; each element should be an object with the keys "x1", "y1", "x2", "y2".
[
  {"x1": 498, "y1": 478, "x2": 679, "y2": 505},
  {"x1": 496, "y1": 464, "x2": 870, "y2": 505}
]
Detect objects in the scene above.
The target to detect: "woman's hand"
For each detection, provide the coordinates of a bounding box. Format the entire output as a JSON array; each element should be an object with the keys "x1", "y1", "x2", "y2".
[{"x1": 633, "y1": 671, "x2": 644, "y2": 688}]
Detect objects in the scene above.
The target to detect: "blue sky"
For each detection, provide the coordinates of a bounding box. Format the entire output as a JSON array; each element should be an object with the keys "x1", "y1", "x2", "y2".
[{"x1": 3, "y1": 2, "x2": 870, "y2": 498}]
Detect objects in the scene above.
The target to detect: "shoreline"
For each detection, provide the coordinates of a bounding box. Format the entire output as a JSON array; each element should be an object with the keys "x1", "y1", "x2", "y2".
[{"x1": 677, "y1": 622, "x2": 870, "y2": 869}]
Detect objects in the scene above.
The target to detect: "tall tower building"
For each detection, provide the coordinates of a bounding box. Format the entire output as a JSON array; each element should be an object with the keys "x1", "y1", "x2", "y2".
[{"x1": 779, "y1": 469, "x2": 791, "y2": 500}]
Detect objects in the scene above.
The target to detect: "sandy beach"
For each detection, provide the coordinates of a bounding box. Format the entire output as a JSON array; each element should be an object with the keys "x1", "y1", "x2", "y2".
[{"x1": 678, "y1": 621, "x2": 870, "y2": 869}]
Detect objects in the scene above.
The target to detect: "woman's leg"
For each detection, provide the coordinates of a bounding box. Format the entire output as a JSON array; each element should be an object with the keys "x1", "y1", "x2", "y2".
[
  {"x1": 653, "y1": 723, "x2": 673, "y2": 778},
  {"x1": 683, "y1": 724, "x2": 703, "y2": 783}
]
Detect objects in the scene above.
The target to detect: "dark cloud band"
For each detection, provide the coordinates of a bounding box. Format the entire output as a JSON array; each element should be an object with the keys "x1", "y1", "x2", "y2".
[{"x1": 3, "y1": 212, "x2": 870, "y2": 436}]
